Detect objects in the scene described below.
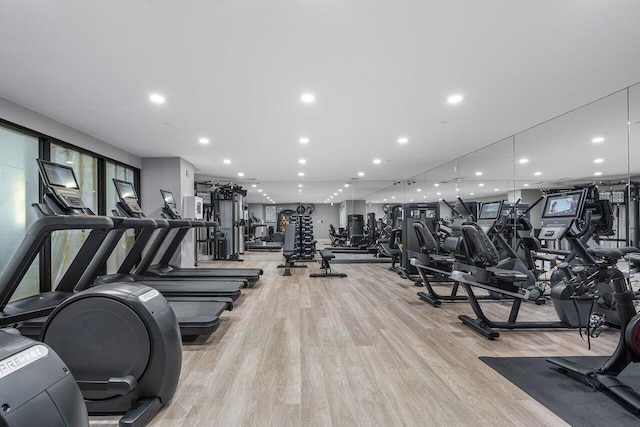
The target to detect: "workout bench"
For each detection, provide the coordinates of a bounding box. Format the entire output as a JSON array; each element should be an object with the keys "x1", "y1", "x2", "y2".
[{"x1": 310, "y1": 249, "x2": 347, "y2": 278}]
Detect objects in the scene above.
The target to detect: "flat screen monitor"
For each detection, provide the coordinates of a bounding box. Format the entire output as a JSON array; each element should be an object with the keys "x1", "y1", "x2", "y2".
[
  {"x1": 160, "y1": 190, "x2": 177, "y2": 207},
  {"x1": 39, "y1": 160, "x2": 80, "y2": 189},
  {"x1": 542, "y1": 191, "x2": 584, "y2": 218},
  {"x1": 113, "y1": 179, "x2": 138, "y2": 200},
  {"x1": 479, "y1": 201, "x2": 502, "y2": 220}
]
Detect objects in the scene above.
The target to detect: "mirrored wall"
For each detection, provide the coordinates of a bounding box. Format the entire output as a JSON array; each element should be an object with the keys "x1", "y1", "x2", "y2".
[{"x1": 363, "y1": 83, "x2": 638, "y2": 249}]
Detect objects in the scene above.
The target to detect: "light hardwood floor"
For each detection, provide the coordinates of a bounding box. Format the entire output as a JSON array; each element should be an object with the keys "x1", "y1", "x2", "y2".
[{"x1": 91, "y1": 250, "x2": 624, "y2": 426}]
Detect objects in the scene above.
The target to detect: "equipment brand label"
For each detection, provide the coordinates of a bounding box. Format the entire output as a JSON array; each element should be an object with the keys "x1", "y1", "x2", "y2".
[
  {"x1": 0, "y1": 345, "x2": 49, "y2": 380},
  {"x1": 139, "y1": 289, "x2": 160, "y2": 302}
]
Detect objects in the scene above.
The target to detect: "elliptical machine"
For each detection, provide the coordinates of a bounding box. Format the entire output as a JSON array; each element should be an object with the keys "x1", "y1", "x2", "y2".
[{"x1": 0, "y1": 160, "x2": 183, "y2": 427}]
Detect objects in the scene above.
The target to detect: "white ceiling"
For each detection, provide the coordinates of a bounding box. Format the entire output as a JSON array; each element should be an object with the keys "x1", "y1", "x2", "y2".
[{"x1": 1, "y1": 0, "x2": 639, "y2": 204}]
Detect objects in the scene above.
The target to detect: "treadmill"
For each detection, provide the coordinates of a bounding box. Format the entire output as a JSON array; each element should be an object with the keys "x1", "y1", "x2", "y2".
[
  {"x1": 35, "y1": 160, "x2": 236, "y2": 340},
  {"x1": 113, "y1": 179, "x2": 263, "y2": 284}
]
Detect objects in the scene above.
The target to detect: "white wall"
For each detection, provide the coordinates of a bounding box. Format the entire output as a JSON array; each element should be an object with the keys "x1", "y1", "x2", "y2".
[{"x1": 0, "y1": 96, "x2": 141, "y2": 168}]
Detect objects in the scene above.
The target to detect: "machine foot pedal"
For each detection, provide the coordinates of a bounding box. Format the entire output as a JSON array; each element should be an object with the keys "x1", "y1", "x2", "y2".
[{"x1": 119, "y1": 397, "x2": 163, "y2": 427}]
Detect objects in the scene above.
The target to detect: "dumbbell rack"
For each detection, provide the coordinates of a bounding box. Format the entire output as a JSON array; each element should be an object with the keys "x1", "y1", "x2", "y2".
[{"x1": 292, "y1": 214, "x2": 315, "y2": 260}]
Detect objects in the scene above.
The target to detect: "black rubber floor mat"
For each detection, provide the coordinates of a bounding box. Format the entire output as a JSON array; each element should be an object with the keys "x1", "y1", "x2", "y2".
[{"x1": 480, "y1": 356, "x2": 640, "y2": 427}]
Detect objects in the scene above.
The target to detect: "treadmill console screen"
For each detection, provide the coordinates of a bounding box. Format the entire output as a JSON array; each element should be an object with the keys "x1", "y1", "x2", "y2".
[
  {"x1": 160, "y1": 189, "x2": 181, "y2": 219},
  {"x1": 41, "y1": 162, "x2": 79, "y2": 189},
  {"x1": 542, "y1": 192, "x2": 583, "y2": 218},
  {"x1": 161, "y1": 190, "x2": 177, "y2": 206},
  {"x1": 539, "y1": 190, "x2": 586, "y2": 240},
  {"x1": 479, "y1": 202, "x2": 502, "y2": 220},
  {"x1": 114, "y1": 180, "x2": 137, "y2": 200},
  {"x1": 113, "y1": 179, "x2": 143, "y2": 214},
  {"x1": 37, "y1": 160, "x2": 86, "y2": 210}
]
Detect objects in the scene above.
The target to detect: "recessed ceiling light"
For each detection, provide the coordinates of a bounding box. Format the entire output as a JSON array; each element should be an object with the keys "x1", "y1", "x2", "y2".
[
  {"x1": 299, "y1": 137, "x2": 309, "y2": 144},
  {"x1": 434, "y1": 183, "x2": 440, "y2": 187},
  {"x1": 199, "y1": 138, "x2": 210, "y2": 144},
  {"x1": 223, "y1": 159, "x2": 231, "y2": 164},
  {"x1": 333, "y1": 193, "x2": 337, "y2": 196},
  {"x1": 298, "y1": 184, "x2": 303, "y2": 187},
  {"x1": 298, "y1": 172, "x2": 304, "y2": 177},
  {"x1": 519, "y1": 158, "x2": 529, "y2": 164},
  {"x1": 534, "y1": 171, "x2": 542, "y2": 176},
  {"x1": 338, "y1": 189, "x2": 343, "y2": 192},
  {"x1": 475, "y1": 171, "x2": 482, "y2": 176},
  {"x1": 447, "y1": 94, "x2": 463, "y2": 104},
  {"x1": 344, "y1": 184, "x2": 349, "y2": 187},
  {"x1": 523, "y1": 183, "x2": 529, "y2": 187},
  {"x1": 258, "y1": 189, "x2": 262, "y2": 192},
  {"x1": 383, "y1": 198, "x2": 387, "y2": 202},
  {"x1": 592, "y1": 137, "x2": 605, "y2": 143},
  {"x1": 410, "y1": 199, "x2": 413, "y2": 202},
  {"x1": 358, "y1": 172, "x2": 365, "y2": 177},
  {"x1": 479, "y1": 183, "x2": 484, "y2": 187},
  {"x1": 391, "y1": 196, "x2": 396, "y2": 199},
  {"x1": 436, "y1": 192, "x2": 441, "y2": 196},
  {"x1": 470, "y1": 193, "x2": 475, "y2": 195},
  {"x1": 237, "y1": 172, "x2": 244, "y2": 177},
  {"x1": 300, "y1": 93, "x2": 315, "y2": 103},
  {"x1": 149, "y1": 93, "x2": 165, "y2": 104},
  {"x1": 251, "y1": 184, "x2": 257, "y2": 188},
  {"x1": 65, "y1": 161, "x2": 74, "y2": 165},
  {"x1": 398, "y1": 137, "x2": 409, "y2": 144},
  {"x1": 494, "y1": 188, "x2": 500, "y2": 192},
  {"x1": 594, "y1": 171, "x2": 603, "y2": 176},
  {"x1": 373, "y1": 159, "x2": 382, "y2": 164},
  {"x1": 417, "y1": 189, "x2": 422, "y2": 192},
  {"x1": 264, "y1": 194, "x2": 268, "y2": 197},
  {"x1": 299, "y1": 159, "x2": 307, "y2": 164},
  {"x1": 594, "y1": 158, "x2": 604, "y2": 163}
]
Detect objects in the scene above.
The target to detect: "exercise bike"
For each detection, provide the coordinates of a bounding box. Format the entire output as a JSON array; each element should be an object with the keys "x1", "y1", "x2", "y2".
[{"x1": 547, "y1": 244, "x2": 640, "y2": 413}]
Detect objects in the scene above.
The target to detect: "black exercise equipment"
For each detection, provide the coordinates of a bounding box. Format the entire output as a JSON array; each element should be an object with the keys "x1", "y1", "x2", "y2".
[
  {"x1": 37, "y1": 160, "x2": 238, "y2": 341},
  {"x1": 0, "y1": 213, "x2": 182, "y2": 427},
  {"x1": 378, "y1": 228, "x2": 403, "y2": 273},
  {"x1": 113, "y1": 180, "x2": 263, "y2": 284},
  {"x1": 399, "y1": 203, "x2": 440, "y2": 280},
  {"x1": 278, "y1": 223, "x2": 307, "y2": 276},
  {"x1": 329, "y1": 224, "x2": 348, "y2": 247},
  {"x1": 310, "y1": 250, "x2": 347, "y2": 278},
  {"x1": 455, "y1": 191, "x2": 618, "y2": 340},
  {"x1": 548, "y1": 244, "x2": 640, "y2": 414},
  {"x1": 411, "y1": 221, "x2": 498, "y2": 307},
  {"x1": 0, "y1": 329, "x2": 89, "y2": 426}
]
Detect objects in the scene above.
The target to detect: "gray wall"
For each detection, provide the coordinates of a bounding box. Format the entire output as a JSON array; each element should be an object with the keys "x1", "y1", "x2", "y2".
[
  {"x1": 141, "y1": 156, "x2": 196, "y2": 267},
  {"x1": 0, "y1": 96, "x2": 141, "y2": 168},
  {"x1": 248, "y1": 203, "x2": 340, "y2": 240}
]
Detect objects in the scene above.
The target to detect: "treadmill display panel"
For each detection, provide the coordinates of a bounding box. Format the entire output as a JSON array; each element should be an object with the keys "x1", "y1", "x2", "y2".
[
  {"x1": 161, "y1": 190, "x2": 177, "y2": 207},
  {"x1": 42, "y1": 162, "x2": 79, "y2": 189},
  {"x1": 114, "y1": 180, "x2": 138, "y2": 199},
  {"x1": 479, "y1": 202, "x2": 502, "y2": 220},
  {"x1": 542, "y1": 192, "x2": 583, "y2": 218}
]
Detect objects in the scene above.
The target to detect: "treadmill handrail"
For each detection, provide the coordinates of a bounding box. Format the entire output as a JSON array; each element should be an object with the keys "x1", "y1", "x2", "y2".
[{"x1": 0, "y1": 215, "x2": 114, "y2": 309}]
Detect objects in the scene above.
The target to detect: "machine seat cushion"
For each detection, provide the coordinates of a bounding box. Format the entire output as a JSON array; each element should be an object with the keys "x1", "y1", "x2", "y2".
[
  {"x1": 587, "y1": 247, "x2": 639, "y2": 261},
  {"x1": 487, "y1": 267, "x2": 529, "y2": 282},
  {"x1": 319, "y1": 249, "x2": 335, "y2": 260}
]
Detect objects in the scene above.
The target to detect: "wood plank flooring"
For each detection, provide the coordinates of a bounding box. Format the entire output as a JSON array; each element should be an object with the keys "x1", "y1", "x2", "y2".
[{"x1": 91, "y1": 249, "x2": 624, "y2": 426}]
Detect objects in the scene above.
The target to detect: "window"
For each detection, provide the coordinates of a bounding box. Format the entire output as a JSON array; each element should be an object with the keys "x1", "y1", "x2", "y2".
[{"x1": 0, "y1": 125, "x2": 40, "y2": 300}]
